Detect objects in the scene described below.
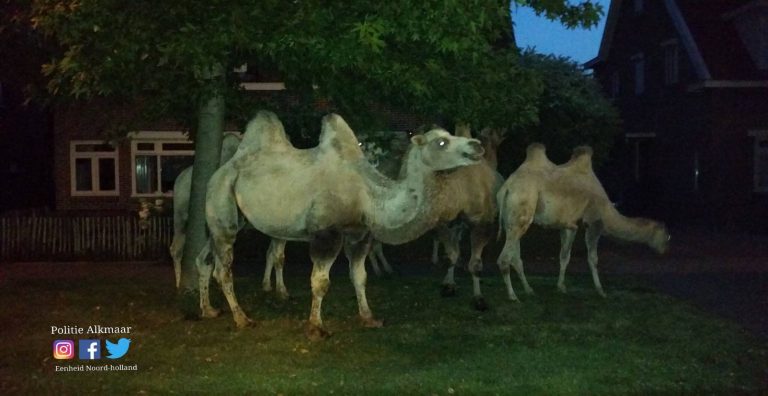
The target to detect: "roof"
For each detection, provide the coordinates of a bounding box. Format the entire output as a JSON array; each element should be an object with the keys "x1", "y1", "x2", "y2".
[{"x1": 585, "y1": 0, "x2": 768, "y2": 81}]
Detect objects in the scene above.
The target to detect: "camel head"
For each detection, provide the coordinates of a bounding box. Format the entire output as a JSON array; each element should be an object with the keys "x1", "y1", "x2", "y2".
[
  {"x1": 411, "y1": 128, "x2": 484, "y2": 171},
  {"x1": 648, "y1": 222, "x2": 671, "y2": 254}
]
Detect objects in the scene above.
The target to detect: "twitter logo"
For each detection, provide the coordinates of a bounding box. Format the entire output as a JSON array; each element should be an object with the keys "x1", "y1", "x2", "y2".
[{"x1": 105, "y1": 338, "x2": 131, "y2": 359}]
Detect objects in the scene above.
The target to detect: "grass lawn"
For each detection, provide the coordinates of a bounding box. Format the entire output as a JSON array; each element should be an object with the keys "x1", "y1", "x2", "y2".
[{"x1": 1, "y1": 261, "x2": 766, "y2": 395}]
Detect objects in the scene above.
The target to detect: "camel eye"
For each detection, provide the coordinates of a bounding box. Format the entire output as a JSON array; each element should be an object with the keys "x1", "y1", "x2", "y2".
[{"x1": 437, "y1": 138, "x2": 448, "y2": 148}]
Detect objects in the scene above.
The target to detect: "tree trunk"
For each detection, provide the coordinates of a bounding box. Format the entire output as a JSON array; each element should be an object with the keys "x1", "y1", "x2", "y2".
[{"x1": 178, "y1": 68, "x2": 226, "y2": 318}]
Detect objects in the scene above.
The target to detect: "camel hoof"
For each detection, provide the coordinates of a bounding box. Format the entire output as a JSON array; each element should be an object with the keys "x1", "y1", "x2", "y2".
[
  {"x1": 441, "y1": 284, "x2": 457, "y2": 297},
  {"x1": 234, "y1": 316, "x2": 255, "y2": 329},
  {"x1": 276, "y1": 290, "x2": 291, "y2": 301},
  {"x1": 262, "y1": 284, "x2": 273, "y2": 293},
  {"x1": 361, "y1": 317, "x2": 384, "y2": 328},
  {"x1": 598, "y1": 291, "x2": 607, "y2": 298},
  {"x1": 525, "y1": 287, "x2": 535, "y2": 295},
  {"x1": 558, "y1": 285, "x2": 567, "y2": 294},
  {"x1": 306, "y1": 324, "x2": 332, "y2": 341},
  {"x1": 201, "y1": 307, "x2": 221, "y2": 319},
  {"x1": 473, "y1": 297, "x2": 489, "y2": 312}
]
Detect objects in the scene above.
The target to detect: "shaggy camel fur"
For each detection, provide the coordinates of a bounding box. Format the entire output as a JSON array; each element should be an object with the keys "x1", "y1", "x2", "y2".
[
  {"x1": 496, "y1": 143, "x2": 670, "y2": 300},
  {"x1": 430, "y1": 127, "x2": 506, "y2": 310},
  {"x1": 199, "y1": 111, "x2": 484, "y2": 339}
]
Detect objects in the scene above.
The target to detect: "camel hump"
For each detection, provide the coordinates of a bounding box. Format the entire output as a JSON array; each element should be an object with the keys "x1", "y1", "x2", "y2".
[
  {"x1": 523, "y1": 143, "x2": 553, "y2": 168},
  {"x1": 319, "y1": 113, "x2": 364, "y2": 161},
  {"x1": 455, "y1": 123, "x2": 472, "y2": 138},
  {"x1": 240, "y1": 110, "x2": 291, "y2": 151},
  {"x1": 219, "y1": 133, "x2": 242, "y2": 166},
  {"x1": 564, "y1": 145, "x2": 594, "y2": 173}
]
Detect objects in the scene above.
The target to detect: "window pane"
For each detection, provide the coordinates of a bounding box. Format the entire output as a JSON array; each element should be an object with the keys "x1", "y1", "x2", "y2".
[
  {"x1": 136, "y1": 142, "x2": 155, "y2": 151},
  {"x1": 75, "y1": 143, "x2": 115, "y2": 152},
  {"x1": 160, "y1": 155, "x2": 195, "y2": 193},
  {"x1": 75, "y1": 158, "x2": 93, "y2": 191},
  {"x1": 162, "y1": 142, "x2": 195, "y2": 151},
  {"x1": 135, "y1": 155, "x2": 158, "y2": 194},
  {"x1": 98, "y1": 158, "x2": 116, "y2": 191}
]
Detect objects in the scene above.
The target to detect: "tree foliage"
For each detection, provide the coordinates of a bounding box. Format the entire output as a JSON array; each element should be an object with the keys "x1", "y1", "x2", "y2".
[
  {"x1": 22, "y1": 0, "x2": 604, "y2": 133},
  {"x1": 498, "y1": 50, "x2": 621, "y2": 176}
]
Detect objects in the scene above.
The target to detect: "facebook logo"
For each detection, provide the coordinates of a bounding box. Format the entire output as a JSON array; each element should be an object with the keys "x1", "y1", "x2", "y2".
[{"x1": 78, "y1": 339, "x2": 101, "y2": 360}]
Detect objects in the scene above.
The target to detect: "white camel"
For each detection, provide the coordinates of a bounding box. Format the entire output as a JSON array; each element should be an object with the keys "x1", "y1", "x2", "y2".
[
  {"x1": 169, "y1": 133, "x2": 241, "y2": 288},
  {"x1": 495, "y1": 143, "x2": 670, "y2": 300},
  {"x1": 198, "y1": 111, "x2": 485, "y2": 339}
]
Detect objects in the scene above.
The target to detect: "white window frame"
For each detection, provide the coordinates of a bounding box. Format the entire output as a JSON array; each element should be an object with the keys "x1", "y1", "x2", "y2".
[
  {"x1": 749, "y1": 130, "x2": 768, "y2": 193},
  {"x1": 129, "y1": 131, "x2": 195, "y2": 197},
  {"x1": 632, "y1": 53, "x2": 645, "y2": 95},
  {"x1": 69, "y1": 140, "x2": 120, "y2": 197},
  {"x1": 662, "y1": 39, "x2": 680, "y2": 85}
]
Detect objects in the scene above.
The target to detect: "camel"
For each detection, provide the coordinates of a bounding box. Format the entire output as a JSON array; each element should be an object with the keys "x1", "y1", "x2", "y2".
[
  {"x1": 169, "y1": 133, "x2": 242, "y2": 288},
  {"x1": 198, "y1": 111, "x2": 485, "y2": 339},
  {"x1": 495, "y1": 143, "x2": 670, "y2": 300}
]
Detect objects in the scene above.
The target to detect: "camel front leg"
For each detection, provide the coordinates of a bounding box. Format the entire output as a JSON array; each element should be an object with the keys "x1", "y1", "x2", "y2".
[
  {"x1": 211, "y1": 238, "x2": 253, "y2": 328},
  {"x1": 438, "y1": 226, "x2": 461, "y2": 297},
  {"x1": 307, "y1": 231, "x2": 343, "y2": 341},
  {"x1": 195, "y1": 241, "x2": 221, "y2": 318},
  {"x1": 372, "y1": 241, "x2": 394, "y2": 275},
  {"x1": 467, "y1": 223, "x2": 493, "y2": 311},
  {"x1": 345, "y1": 236, "x2": 383, "y2": 328},
  {"x1": 263, "y1": 239, "x2": 289, "y2": 299},
  {"x1": 431, "y1": 236, "x2": 441, "y2": 266},
  {"x1": 585, "y1": 222, "x2": 607, "y2": 297},
  {"x1": 557, "y1": 228, "x2": 578, "y2": 293},
  {"x1": 366, "y1": 242, "x2": 383, "y2": 277}
]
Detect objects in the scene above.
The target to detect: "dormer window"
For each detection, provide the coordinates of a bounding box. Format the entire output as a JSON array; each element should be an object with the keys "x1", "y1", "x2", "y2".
[{"x1": 662, "y1": 39, "x2": 679, "y2": 84}]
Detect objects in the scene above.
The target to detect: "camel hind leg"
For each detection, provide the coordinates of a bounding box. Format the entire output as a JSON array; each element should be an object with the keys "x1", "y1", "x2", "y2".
[
  {"x1": 497, "y1": 219, "x2": 534, "y2": 301},
  {"x1": 467, "y1": 223, "x2": 494, "y2": 311},
  {"x1": 585, "y1": 221, "x2": 607, "y2": 297},
  {"x1": 557, "y1": 228, "x2": 577, "y2": 293},
  {"x1": 195, "y1": 241, "x2": 221, "y2": 318},
  {"x1": 263, "y1": 238, "x2": 289, "y2": 299},
  {"x1": 345, "y1": 235, "x2": 382, "y2": 328},
  {"x1": 307, "y1": 231, "x2": 343, "y2": 340}
]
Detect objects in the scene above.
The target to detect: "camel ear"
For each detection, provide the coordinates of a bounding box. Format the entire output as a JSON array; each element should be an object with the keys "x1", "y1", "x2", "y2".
[{"x1": 411, "y1": 135, "x2": 427, "y2": 146}]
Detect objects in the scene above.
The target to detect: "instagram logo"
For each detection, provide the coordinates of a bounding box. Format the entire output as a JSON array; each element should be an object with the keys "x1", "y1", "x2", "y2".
[{"x1": 53, "y1": 340, "x2": 75, "y2": 360}]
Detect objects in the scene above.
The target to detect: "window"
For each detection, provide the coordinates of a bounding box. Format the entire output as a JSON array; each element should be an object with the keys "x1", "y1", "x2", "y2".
[
  {"x1": 130, "y1": 132, "x2": 195, "y2": 196},
  {"x1": 632, "y1": 53, "x2": 645, "y2": 95},
  {"x1": 749, "y1": 130, "x2": 768, "y2": 193},
  {"x1": 626, "y1": 133, "x2": 655, "y2": 182},
  {"x1": 609, "y1": 71, "x2": 620, "y2": 97},
  {"x1": 662, "y1": 40, "x2": 679, "y2": 85},
  {"x1": 70, "y1": 141, "x2": 119, "y2": 196}
]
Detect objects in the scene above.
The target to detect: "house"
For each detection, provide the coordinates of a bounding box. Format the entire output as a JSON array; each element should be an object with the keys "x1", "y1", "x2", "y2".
[
  {"x1": 51, "y1": 80, "x2": 425, "y2": 215},
  {"x1": 585, "y1": 0, "x2": 768, "y2": 231}
]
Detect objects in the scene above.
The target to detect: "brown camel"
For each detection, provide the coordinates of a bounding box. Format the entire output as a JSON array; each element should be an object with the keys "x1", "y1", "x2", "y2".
[
  {"x1": 198, "y1": 111, "x2": 484, "y2": 339},
  {"x1": 495, "y1": 143, "x2": 670, "y2": 300}
]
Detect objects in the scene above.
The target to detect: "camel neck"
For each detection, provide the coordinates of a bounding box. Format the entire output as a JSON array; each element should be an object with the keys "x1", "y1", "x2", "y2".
[{"x1": 362, "y1": 148, "x2": 440, "y2": 245}]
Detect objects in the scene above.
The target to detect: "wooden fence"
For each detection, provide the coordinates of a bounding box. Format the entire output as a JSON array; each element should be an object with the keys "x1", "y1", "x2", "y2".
[{"x1": 0, "y1": 215, "x2": 173, "y2": 262}]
